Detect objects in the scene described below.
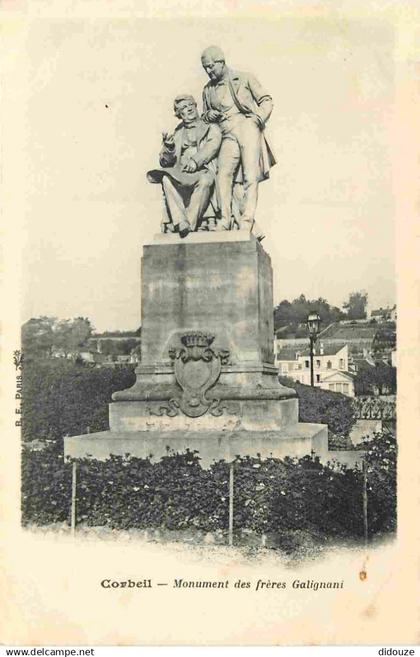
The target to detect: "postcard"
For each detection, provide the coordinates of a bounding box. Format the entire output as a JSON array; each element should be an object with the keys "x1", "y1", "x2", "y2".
[{"x1": 1, "y1": 0, "x2": 419, "y2": 646}]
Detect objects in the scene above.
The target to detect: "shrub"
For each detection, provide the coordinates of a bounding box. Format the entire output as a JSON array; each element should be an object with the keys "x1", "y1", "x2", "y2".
[
  {"x1": 21, "y1": 431, "x2": 396, "y2": 542},
  {"x1": 279, "y1": 376, "x2": 356, "y2": 438},
  {"x1": 268, "y1": 455, "x2": 364, "y2": 537},
  {"x1": 22, "y1": 358, "x2": 136, "y2": 442},
  {"x1": 328, "y1": 433, "x2": 354, "y2": 449},
  {"x1": 21, "y1": 440, "x2": 71, "y2": 525},
  {"x1": 76, "y1": 450, "x2": 217, "y2": 531},
  {"x1": 360, "y1": 429, "x2": 397, "y2": 534}
]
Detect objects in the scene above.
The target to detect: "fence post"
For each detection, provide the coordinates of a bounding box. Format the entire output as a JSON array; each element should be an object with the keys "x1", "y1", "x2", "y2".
[
  {"x1": 71, "y1": 460, "x2": 77, "y2": 535},
  {"x1": 362, "y1": 458, "x2": 368, "y2": 547},
  {"x1": 228, "y1": 462, "x2": 234, "y2": 547}
]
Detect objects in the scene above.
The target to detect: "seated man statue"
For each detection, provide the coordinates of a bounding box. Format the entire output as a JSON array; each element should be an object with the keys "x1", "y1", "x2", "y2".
[{"x1": 147, "y1": 94, "x2": 222, "y2": 238}]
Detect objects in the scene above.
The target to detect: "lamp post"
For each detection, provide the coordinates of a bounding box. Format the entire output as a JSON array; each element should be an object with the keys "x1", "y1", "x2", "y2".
[{"x1": 307, "y1": 312, "x2": 321, "y2": 387}]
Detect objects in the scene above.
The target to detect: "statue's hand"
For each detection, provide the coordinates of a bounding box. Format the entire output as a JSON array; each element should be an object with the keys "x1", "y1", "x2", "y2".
[
  {"x1": 162, "y1": 131, "x2": 175, "y2": 149},
  {"x1": 205, "y1": 109, "x2": 223, "y2": 123},
  {"x1": 182, "y1": 159, "x2": 198, "y2": 173}
]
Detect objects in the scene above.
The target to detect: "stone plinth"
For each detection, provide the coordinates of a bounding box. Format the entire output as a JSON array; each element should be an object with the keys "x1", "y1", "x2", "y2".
[
  {"x1": 140, "y1": 230, "x2": 275, "y2": 368},
  {"x1": 65, "y1": 231, "x2": 329, "y2": 465},
  {"x1": 65, "y1": 424, "x2": 328, "y2": 469},
  {"x1": 111, "y1": 231, "x2": 297, "y2": 433}
]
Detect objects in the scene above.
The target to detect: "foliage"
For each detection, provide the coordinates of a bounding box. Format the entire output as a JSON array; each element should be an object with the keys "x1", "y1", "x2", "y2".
[
  {"x1": 372, "y1": 325, "x2": 396, "y2": 354},
  {"x1": 22, "y1": 316, "x2": 93, "y2": 359},
  {"x1": 21, "y1": 441, "x2": 72, "y2": 525},
  {"x1": 360, "y1": 429, "x2": 397, "y2": 534},
  {"x1": 21, "y1": 316, "x2": 57, "y2": 358},
  {"x1": 343, "y1": 291, "x2": 368, "y2": 320},
  {"x1": 274, "y1": 294, "x2": 343, "y2": 334},
  {"x1": 98, "y1": 338, "x2": 139, "y2": 356},
  {"x1": 279, "y1": 376, "x2": 356, "y2": 438},
  {"x1": 269, "y1": 455, "x2": 364, "y2": 537},
  {"x1": 53, "y1": 317, "x2": 93, "y2": 356},
  {"x1": 328, "y1": 433, "x2": 354, "y2": 449},
  {"x1": 22, "y1": 358, "x2": 136, "y2": 442},
  {"x1": 21, "y1": 431, "x2": 396, "y2": 541},
  {"x1": 76, "y1": 449, "x2": 216, "y2": 531},
  {"x1": 22, "y1": 358, "x2": 354, "y2": 448},
  {"x1": 96, "y1": 328, "x2": 141, "y2": 338},
  {"x1": 354, "y1": 363, "x2": 396, "y2": 396}
]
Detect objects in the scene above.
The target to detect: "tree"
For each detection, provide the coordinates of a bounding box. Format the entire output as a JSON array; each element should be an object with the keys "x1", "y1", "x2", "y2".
[
  {"x1": 22, "y1": 316, "x2": 94, "y2": 359},
  {"x1": 99, "y1": 338, "x2": 139, "y2": 356},
  {"x1": 372, "y1": 326, "x2": 396, "y2": 355},
  {"x1": 21, "y1": 316, "x2": 57, "y2": 358},
  {"x1": 354, "y1": 363, "x2": 396, "y2": 396},
  {"x1": 343, "y1": 291, "x2": 368, "y2": 320},
  {"x1": 274, "y1": 295, "x2": 344, "y2": 334},
  {"x1": 53, "y1": 317, "x2": 93, "y2": 357}
]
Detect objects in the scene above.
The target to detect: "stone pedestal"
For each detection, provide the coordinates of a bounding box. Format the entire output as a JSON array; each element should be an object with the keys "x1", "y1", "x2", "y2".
[{"x1": 65, "y1": 231, "x2": 328, "y2": 465}]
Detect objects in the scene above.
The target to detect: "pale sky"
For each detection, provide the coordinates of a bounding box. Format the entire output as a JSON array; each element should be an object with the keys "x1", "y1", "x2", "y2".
[{"x1": 11, "y1": 15, "x2": 395, "y2": 331}]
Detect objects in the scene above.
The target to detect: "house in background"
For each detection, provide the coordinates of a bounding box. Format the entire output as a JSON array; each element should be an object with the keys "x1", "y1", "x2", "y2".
[
  {"x1": 51, "y1": 330, "x2": 141, "y2": 366},
  {"x1": 274, "y1": 336, "x2": 308, "y2": 361},
  {"x1": 320, "y1": 370, "x2": 355, "y2": 396},
  {"x1": 88, "y1": 330, "x2": 141, "y2": 354},
  {"x1": 277, "y1": 342, "x2": 355, "y2": 397},
  {"x1": 83, "y1": 330, "x2": 141, "y2": 366},
  {"x1": 348, "y1": 351, "x2": 376, "y2": 375},
  {"x1": 370, "y1": 305, "x2": 397, "y2": 323}
]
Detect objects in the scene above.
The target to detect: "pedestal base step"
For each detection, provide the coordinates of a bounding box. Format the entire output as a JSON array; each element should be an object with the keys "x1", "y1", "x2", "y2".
[{"x1": 64, "y1": 423, "x2": 329, "y2": 468}]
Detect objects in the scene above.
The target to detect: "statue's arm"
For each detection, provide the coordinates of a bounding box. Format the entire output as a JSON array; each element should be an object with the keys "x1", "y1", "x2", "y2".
[
  {"x1": 191, "y1": 125, "x2": 222, "y2": 169},
  {"x1": 247, "y1": 73, "x2": 273, "y2": 125},
  {"x1": 201, "y1": 87, "x2": 213, "y2": 123}
]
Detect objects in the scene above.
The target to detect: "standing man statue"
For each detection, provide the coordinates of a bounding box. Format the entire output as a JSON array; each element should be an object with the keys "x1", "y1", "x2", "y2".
[
  {"x1": 201, "y1": 45, "x2": 276, "y2": 235},
  {"x1": 147, "y1": 94, "x2": 222, "y2": 238}
]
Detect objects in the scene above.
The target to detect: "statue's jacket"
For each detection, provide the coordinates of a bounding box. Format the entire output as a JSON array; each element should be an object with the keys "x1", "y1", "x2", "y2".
[
  {"x1": 202, "y1": 68, "x2": 276, "y2": 182},
  {"x1": 147, "y1": 119, "x2": 222, "y2": 188}
]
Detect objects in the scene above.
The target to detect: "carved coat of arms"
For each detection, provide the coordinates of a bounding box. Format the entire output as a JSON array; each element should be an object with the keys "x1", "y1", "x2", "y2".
[{"x1": 166, "y1": 331, "x2": 230, "y2": 417}]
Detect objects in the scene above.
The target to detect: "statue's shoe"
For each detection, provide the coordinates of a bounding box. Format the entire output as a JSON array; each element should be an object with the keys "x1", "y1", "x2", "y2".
[{"x1": 179, "y1": 221, "x2": 190, "y2": 238}]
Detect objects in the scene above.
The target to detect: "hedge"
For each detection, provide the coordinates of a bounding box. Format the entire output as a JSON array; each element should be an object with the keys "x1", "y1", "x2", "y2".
[
  {"x1": 20, "y1": 359, "x2": 396, "y2": 543},
  {"x1": 360, "y1": 429, "x2": 397, "y2": 533},
  {"x1": 22, "y1": 358, "x2": 136, "y2": 442},
  {"x1": 22, "y1": 431, "x2": 396, "y2": 539},
  {"x1": 279, "y1": 376, "x2": 356, "y2": 438},
  {"x1": 22, "y1": 360, "x2": 356, "y2": 446}
]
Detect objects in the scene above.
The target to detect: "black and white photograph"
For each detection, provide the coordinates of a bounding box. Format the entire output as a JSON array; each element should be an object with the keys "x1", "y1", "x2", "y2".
[{"x1": 1, "y1": 0, "x2": 419, "y2": 647}]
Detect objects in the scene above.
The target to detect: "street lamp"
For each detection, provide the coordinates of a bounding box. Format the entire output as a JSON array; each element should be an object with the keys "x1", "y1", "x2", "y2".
[{"x1": 307, "y1": 312, "x2": 321, "y2": 387}]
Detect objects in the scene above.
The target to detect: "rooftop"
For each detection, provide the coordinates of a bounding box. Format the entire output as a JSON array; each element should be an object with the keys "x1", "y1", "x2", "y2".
[
  {"x1": 322, "y1": 370, "x2": 355, "y2": 382},
  {"x1": 319, "y1": 322, "x2": 378, "y2": 340},
  {"x1": 277, "y1": 347, "x2": 302, "y2": 361},
  {"x1": 277, "y1": 342, "x2": 346, "y2": 360},
  {"x1": 300, "y1": 342, "x2": 347, "y2": 357}
]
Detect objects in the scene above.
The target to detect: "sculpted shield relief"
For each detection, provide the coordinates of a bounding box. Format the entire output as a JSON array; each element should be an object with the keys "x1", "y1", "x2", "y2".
[{"x1": 168, "y1": 332, "x2": 230, "y2": 417}]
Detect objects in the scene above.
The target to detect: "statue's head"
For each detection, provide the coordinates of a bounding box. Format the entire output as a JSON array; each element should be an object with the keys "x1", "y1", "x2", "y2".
[
  {"x1": 173, "y1": 94, "x2": 199, "y2": 124},
  {"x1": 201, "y1": 45, "x2": 226, "y2": 82}
]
